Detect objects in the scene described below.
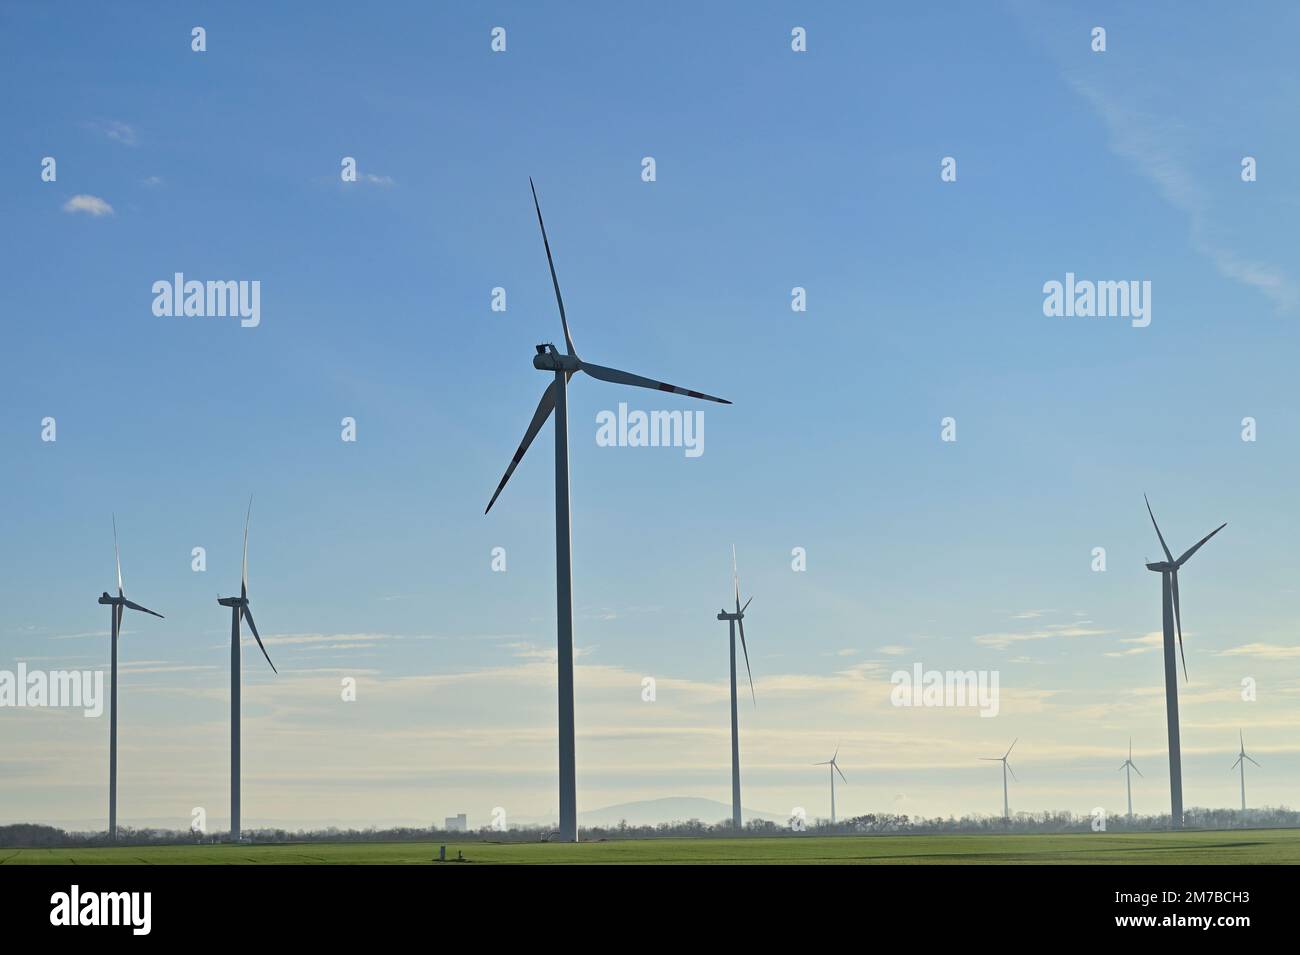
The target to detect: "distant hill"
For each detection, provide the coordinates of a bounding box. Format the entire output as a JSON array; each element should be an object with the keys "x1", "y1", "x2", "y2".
[{"x1": 579, "y1": 797, "x2": 787, "y2": 828}]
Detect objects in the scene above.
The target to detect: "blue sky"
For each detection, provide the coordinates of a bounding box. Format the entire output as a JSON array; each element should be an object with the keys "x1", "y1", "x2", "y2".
[{"x1": 3, "y1": 1, "x2": 1299, "y2": 829}]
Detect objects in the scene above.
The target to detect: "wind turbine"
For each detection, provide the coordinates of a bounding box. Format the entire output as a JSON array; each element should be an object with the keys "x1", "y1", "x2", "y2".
[
  {"x1": 1229, "y1": 730, "x2": 1260, "y2": 812},
  {"x1": 97, "y1": 517, "x2": 163, "y2": 840},
  {"x1": 716, "y1": 546, "x2": 754, "y2": 830},
  {"x1": 813, "y1": 745, "x2": 847, "y2": 824},
  {"x1": 217, "y1": 498, "x2": 277, "y2": 841},
  {"x1": 1118, "y1": 737, "x2": 1143, "y2": 819},
  {"x1": 980, "y1": 738, "x2": 1017, "y2": 819},
  {"x1": 484, "y1": 179, "x2": 731, "y2": 842},
  {"x1": 1143, "y1": 495, "x2": 1225, "y2": 829}
]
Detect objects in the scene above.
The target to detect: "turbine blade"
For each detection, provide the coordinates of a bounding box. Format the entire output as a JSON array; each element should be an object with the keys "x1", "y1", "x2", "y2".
[
  {"x1": 1144, "y1": 495, "x2": 1174, "y2": 563},
  {"x1": 1132, "y1": 763, "x2": 1143, "y2": 778},
  {"x1": 740, "y1": 595, "x2": 753, "y2": 614},
  {"x1": 813, "y1": 760, "x2": 831, "y2": 765},
  {"x1": 114, "y1": 603, "x2": 123, "y2": 640},
  {"x1": 112, "y1": 514, "x2": 123, "y2": 596},
  {"x1": 732, "y1": 545, "x2": 740, "y2": 611},
  {"x1": 123, "y1": 598, "x2": 164, "y2": 619},
  {"x1": 1175, "y1": 522, "x2": 1226, "y2": 567},
  {"x1": 1118, "y1": 762, "x2": 1127, "y2": 772},
  {"x1": 241, "y1": 606, "x2": 277, "y2": 674},
  {"x1": 485, "y1": 380, "x2": 559, "y2": 514},
  {"x1": 242, "y1": 496, "x2": 252, "y2": 600},
  {"x1": 1004, "y1": 738, "x2": 1018, "y2": 759},
  {"x1": 835, "y1": 764, "x2": 848, "y2": 784},
  {"x1": 579, "y1": 361, "x2": 731, "y2": 404},
  {"x1": 529, "y1": 178, "x2": 577, "y2": 357},
  {"x1": 1230, "y1": 756, "x2": 1242, "y2": 771},
  {"x1": 737, "y1": 616, "x2": 755, "y2": 705},
  {"x1": 1006, "y1": 762, "x2": 1018, "y2": 782},
  {"x1": 1246, "y1": 755, "x2": 1260, "y2": 767},
  {"x1": 1171, "y1": 570, "x2": 1187, "y2": 681}
]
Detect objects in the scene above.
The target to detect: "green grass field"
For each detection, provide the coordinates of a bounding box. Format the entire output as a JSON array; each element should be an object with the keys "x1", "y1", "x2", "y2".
[{"x1": 4, "y1": 828, "x2": 1298, "y2": 864}]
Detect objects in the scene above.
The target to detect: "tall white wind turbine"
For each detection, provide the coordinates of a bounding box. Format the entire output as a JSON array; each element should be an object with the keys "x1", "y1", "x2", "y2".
[
  {"x1": 97, "y1": 517, "x2": 164, "y2": 839},
  {"x1": 980, "y1": 738, "x2": 1018, "y2": 820},
  {"x1": 217, "y1": 498, "x2": 277, "y2": 841},
  {"x1": 1143, "y1": 496, "x2": 1225, "y2": 829},
  {"x1": 716, "y1": 546, "x2": 754, "y2": 830},
  {"x1": 485, "y1": 180, "x2": 731, "y2": 842},
  {"x1": 1118, "y1": 737, "x2": 1143, "y2": 819},
  {"x1": 1229, "y1": 730, "x2": 1260, "y2": 813},
  {"x1": 813, "y1": 746, "x2": 847, "y2": 824}
]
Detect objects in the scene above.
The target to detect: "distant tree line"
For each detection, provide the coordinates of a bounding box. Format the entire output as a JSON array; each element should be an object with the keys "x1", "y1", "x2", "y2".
[{"x1": 4, "y1": 806, "x2": 1298, "y2": 848}]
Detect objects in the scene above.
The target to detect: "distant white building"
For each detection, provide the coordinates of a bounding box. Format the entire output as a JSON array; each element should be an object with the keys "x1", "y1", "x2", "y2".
[{"x1": 444, "y1": 813, "x2": 468, "y2": 832}]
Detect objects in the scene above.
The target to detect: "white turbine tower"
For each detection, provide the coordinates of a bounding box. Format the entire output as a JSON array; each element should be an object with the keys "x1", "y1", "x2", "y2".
[
  {"x1": 716, "y1": 546, "x2": 754, "y2": 830},
  {"x1": 980, "y1": 738, "x2": 1018, "y2": 820},
  {"x1": 485, "y1": 180, "x2": 731, "y2": 842},
  {"x1": 1229, "y1": 730, "x2": 1260, "y2": 813},
  {"x1": 1118, "y1": 737, "x2": 1143, "y2": 819},
  {"x1": 813, "y1": 746, "x2": 847, "y2": 824}
]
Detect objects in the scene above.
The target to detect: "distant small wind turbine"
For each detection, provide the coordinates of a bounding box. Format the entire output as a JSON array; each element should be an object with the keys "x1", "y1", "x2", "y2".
[
  {"x1": 485, "y1": 179, "x2": 730, "y2": 843},
  {"x1": 1229, "y1": 730, "x2": 1260, "y2": 812},
  {"x1": 98, "y1": 517, "x2": 163, "y2": 840},
  {"x1": 1143, "y1": 495, "x2": 1225, "y2": 829},
  {"x1": 813, "y1": 746, "x2": 847, "y2": 824},
  {"x1": 716, "y1": 546, "x2": 754, "y2": 830},
  {"x1": 980, "y1": 738, "x2": 1018, "y2": 819},
  {"x1": 1118, "y1": 737, "x2": 1143, "y2": 818},
  {"x1": 217, "y1": 498, "x2": 277, "y2": 841}
]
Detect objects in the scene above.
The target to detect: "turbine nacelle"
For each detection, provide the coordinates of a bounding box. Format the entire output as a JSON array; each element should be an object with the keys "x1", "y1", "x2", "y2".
[
  {"x1": 217, "y1": 596, "x2": 247, "y2": 608},
  {"x1": 1145, "y1": 561, "x2": 1174, "y2": 572},
  {"x1": 533, "y1": 346, "x2": 580, "y2": 372}
]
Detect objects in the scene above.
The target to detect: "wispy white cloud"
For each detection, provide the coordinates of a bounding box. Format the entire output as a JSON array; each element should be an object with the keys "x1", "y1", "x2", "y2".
[
  {"x1": 1104, "y1": 631, "x2": 1163, "y2": 658},
  {"x1": 89, "y1": 120, "x2": 137, "y2": 146},
  {"x1": 974, "y1": 621, "x2": 1109, "y2": 650},
  {"x1": 255, "y1": 632, "x2": 405, "y2": 649},
  {"x1": 500, "y1": 640, "x2": 597, "y2": 663},
  {"x1": 119, "y1": 663, "x2": 219, "y2": 675},
  {"x1": 1007, "y1": 609, "x2": 1055, "y2": 620},
  {"x1": 1217, "y1": 642, "x2": 1300, "y2": 660},
  {"x1": 1069, "y1": 77, "x2": 1298, "y2": 310},
  {"x1": 62, "y1": 194, "x2": 114, "y2": 217}
]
